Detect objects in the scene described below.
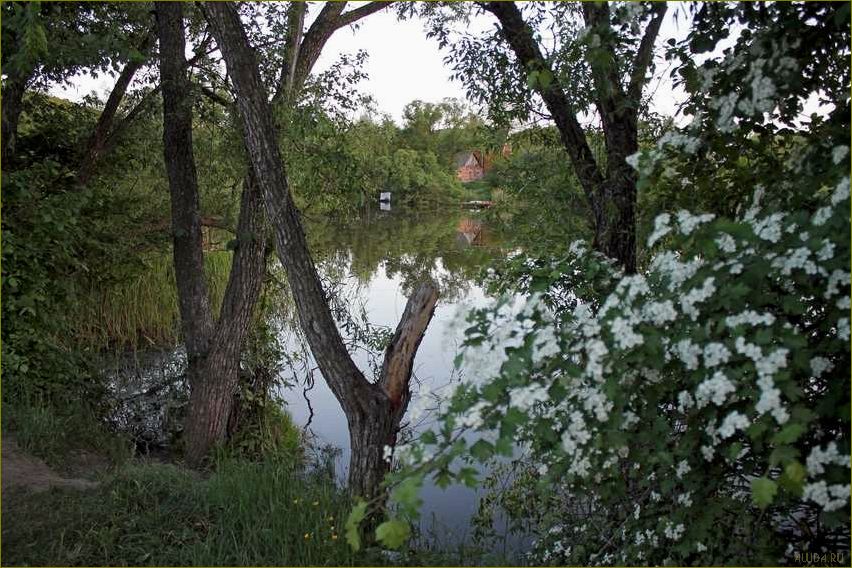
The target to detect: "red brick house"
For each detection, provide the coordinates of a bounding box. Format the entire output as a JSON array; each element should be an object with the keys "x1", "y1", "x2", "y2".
[
  {"x1": 454, "y1": 151, "x2": 485, "y2": 182},
  {"x1": 454, "y1": 144, "x2": 511, "y2": 183}
]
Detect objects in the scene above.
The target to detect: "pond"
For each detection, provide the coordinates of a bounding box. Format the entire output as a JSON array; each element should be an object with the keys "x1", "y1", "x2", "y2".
[
  {"x1": 106, "y1": 205, "x2": 530, "y2": 554},
  {"x1": 285, "y1": 206, "x2": 523, "y2": 550}
]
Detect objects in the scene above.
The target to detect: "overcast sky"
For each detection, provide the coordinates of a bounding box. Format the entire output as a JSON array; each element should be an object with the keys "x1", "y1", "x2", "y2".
[{"x1": 50, "y1": 3, "x2": 698, "y2": 125}]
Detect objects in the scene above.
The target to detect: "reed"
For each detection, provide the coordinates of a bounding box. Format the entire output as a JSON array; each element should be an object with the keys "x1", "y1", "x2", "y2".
[{"x1": 70, "y1": 251, "x2": 233, "y2": 350}]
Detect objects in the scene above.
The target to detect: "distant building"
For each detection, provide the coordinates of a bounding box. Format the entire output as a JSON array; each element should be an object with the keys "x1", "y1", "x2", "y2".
[
  {"x1": 453, "y1": 143, "x2": 512, "y2": 183},
  {"x1": 454, "y1": 151, "x2": 485, "y2": 182}
]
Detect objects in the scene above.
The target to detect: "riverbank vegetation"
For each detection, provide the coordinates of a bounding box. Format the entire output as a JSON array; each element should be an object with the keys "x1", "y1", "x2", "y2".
[{"x1": 2, "y1": 1, "x2": 848, "y2": 566}]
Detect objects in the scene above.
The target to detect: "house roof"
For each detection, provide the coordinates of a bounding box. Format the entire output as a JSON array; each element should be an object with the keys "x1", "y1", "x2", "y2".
[{"x1": 453, "y1": 151, "x2": 484, "y2": 169}]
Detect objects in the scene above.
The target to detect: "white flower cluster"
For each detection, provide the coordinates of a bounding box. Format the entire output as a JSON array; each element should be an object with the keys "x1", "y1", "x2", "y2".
[
  {"x1": 673, "y1": 339, "x2": 702, "y2": 371},
  {"x1": 680, "y1": 277, "x2": 716, "y2": 320},
  {"x1": 810, "y1": 356, "x2": 833, "y2": 378},
  {"x1": 650, "y1": 251, "x2": 704, "y2": 292},
  {"x1": 738, "y1": 59, "x2": 777, "y2": 115},
  {"x1": 802, "y1": 481, "x2": 850, "y2": 513},
  {"x1": 696, "y1": 371, "x2": 736, "y2": 407},
  {"x1": 509, "y1": 383, "x2": 549, "y2": 412},
  {"x1": 647, "y1": 213, "x2": 672, "y2": 247},
  {"x1": 715, "y1": 233, "x2": 737, "y2": 253},
  {"x1": 458, "y1": 401, "x2": 489, "y2": 429},
  {"x1": 658, "y1": 131, "x2": 702, "y2": 155},
  {"x1": 641, "y1": 300, "x2": 677, "y2": 326},
  {"x1": 805, "y1": 442, "x2": 850, "y2": 477},
  {"x1": 664, "y1": 521, "x2": 686, "y2": 540},
  {"x1": 561, "y1": 410, "x2": 592, "y2": 450},
  {"x1": 703, "y1": 342, "x2": 732, "y2": 367},
  {"x1": 611, "y1": 316, "x2": 643, "y2": 349},
  {"x1": 676, "y1": 210, "x2": 715, "y2": 235},
  {"x1": 675, "y1": 459, "x2": 691, "y2": 478},
  {"x1": 726, "y1": 310, "x2": 775, "y2": 328},
  {"x1": 750, "y1": 212, "x2": 784, "y2": 243},
  {"x1": 718, "y1": 411, "x2": 750, "y2": 438}
]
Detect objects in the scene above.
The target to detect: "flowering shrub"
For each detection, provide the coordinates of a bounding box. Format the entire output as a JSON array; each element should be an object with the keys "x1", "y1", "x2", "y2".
[
  {"x1": 380, "y1": 169, "x2": 849, "y2": 563},
  {"x1": 353, "y1": 3, "x2": 850, "y2": 564}
]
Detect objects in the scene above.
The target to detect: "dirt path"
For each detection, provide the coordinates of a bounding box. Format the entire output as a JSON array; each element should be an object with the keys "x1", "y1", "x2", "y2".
[{"x1": 2, "y1": 435, "x2": 99, "y2": 493}]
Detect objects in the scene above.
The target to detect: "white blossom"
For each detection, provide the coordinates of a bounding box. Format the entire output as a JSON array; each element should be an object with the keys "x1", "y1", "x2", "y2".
[
  {"x1": 648, "y1": 213, "x2": 672, "y2": 247},
  {"x1": 718, "y1": 411, "x2": 750, "y2": 438},
  {"x1": 802, "y1": 481, "x2": 851, "y2": 512},
  {"x1": 696, "y1": 371, "x2": 736, "y2": 407},
  {"x1": 810, "y1": 356, "x2": 833, "y2": 378},
  {"x1": 673, "y1": 339, "x2": 702, "y2": 371},
  {"x1": 715, "y1": 233, "x2": 737, "y2": 253},
  {"x1": 703, "y1": 342, "x2": 732, "y2": 367},
  {"x1": 805, "y1": 442, "x2": 850, "y2": 477},
  {"x1": 676, "y1": 210, "x2": 716, "y2": 235},
  {"x1": 509, "y1": 384, "x2": 549, "y2": 412},
  {"x1": 675, "y1": 459, "x2": 691, "y2": 478}
]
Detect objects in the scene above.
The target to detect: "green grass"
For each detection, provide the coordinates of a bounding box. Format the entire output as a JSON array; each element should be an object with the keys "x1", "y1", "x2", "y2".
[
  {"x1": 2, "y1": 404, "x2": 131, "y2": 472},
  {"x1": 2, "y1": 457, "x2": 374, "y2": 566},
  {"x1": 69, "y1": 251, "x2": 233, "y2": 349}
]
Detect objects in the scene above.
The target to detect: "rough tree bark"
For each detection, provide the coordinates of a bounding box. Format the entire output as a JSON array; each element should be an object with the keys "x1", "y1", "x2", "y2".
[
  {"x1": 156, "y1": 1, "x2": 267, "y2": 467},
  {"x1": 204, "y1": 1, "x2": 437, "y2": 502},
  {"x1": 484, "y1": 1, "x2": 668, "y2": 273}
]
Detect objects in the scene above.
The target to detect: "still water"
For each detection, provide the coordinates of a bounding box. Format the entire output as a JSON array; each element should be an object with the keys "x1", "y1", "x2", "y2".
[
  {"x1": 282, "y1": 207, "x2": 516, "y2": 546},
  {"x1": 108, "y1": 206, "x2": 526, "y2": 552}
]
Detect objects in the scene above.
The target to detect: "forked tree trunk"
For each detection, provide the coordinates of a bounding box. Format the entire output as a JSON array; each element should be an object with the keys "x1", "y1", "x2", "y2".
[
  {"x1": 157, "y1": 2, "x2": 267, "y2": 467},
  {"x1": 204, "y1": 1, "x2": 437, "y2": 503}
]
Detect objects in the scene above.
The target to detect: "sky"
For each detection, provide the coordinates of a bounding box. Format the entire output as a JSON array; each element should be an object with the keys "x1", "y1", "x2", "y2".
[
  {"x1": 50, "y1": 2, "x2": 696, "y2": 127},
  {"x1": 310, "y1": 2, "x2": 695, "y2": 123}
]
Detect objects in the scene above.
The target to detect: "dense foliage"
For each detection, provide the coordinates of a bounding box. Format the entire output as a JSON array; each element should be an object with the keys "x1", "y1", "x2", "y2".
[{"x1": 371, "y1": 3, "x2": 851, "y2": 564}]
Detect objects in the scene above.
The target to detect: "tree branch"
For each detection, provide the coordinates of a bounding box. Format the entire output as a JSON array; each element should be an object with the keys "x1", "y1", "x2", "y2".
[
  {"x1": 484, "y1": 1, "x2": 604, "y2": 206},
  {"x1": 380, "y1": 282, "x2": 438, "y2": 413},
  {"x1": 627, "y1": 2, "x2": 668, "y2": 104},
  {"x1": 76, "y1": 31, "x2": 154, "y2": 184},
  {"x1": 335, "y1": 1, "x2": 395, "y2": 29}
]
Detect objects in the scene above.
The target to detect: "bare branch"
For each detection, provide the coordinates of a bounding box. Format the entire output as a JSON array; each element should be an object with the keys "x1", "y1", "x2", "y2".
[
  {"x1": 335, "y1": 1, "x2": 395, "y2": 30},
  {"x1": 627, "y1": 2, "x2": 668, "y2": 104}
]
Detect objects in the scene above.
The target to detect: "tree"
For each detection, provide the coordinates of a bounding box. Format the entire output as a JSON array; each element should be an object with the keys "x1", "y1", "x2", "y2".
[
  {"x1": 372, "y1": 2, "x2": 850, "y2": 560},
  {"x1": 156, "y1": 1, "x2": 399, "y2": 466},
  {"x1": 156, "y1": 1, "x2": 267, "y2": 466},
  {"x1": 1, "y1": 2, "x2": 153, "y2": 168},
  {"x1": 420, "y1": 1, "x2": 668, "y2": 272},
  {"x1": 202, "y1": 1, "x2": 440, "y2": 503}
]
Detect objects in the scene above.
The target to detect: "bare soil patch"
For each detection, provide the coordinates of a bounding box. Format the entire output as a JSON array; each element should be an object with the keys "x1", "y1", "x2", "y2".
[{"x1": 2, "y1": 435, "x2": 99, "y2": 493}]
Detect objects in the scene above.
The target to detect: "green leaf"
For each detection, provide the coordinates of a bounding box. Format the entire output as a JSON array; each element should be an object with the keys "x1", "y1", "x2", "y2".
[
  {"x1": 781, "y1": 461, "x2": 806, "y2": 490},
  {"x1": 458, "y1": 466, "x2": 478, "y2": 488},
  {"x1": 751, "y1": 477, "x2": 777, "y2": 509},
  {"x1": 419, "y1": 430, "x2": 437, "y2": 445},
  {"x1": 375, "y1": 519, "x2": 411, "y2": 549},
  {"x1": 470, "y1": 439, "x2": 494, "y2": 461},
  {"x1": 344, "y1": 499, "x2": 367, "y2": 551},
  {"x1": 392, "y1": 476, "x2": 423, "y2": 517},
  {"x1": 772, "y1": 422, "x2": 806, "y2": 445}
]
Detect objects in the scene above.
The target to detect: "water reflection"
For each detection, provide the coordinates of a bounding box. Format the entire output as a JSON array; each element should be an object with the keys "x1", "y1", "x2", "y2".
[{"x1": 286, "y1": 207, "x2": 517, "y2": 547}]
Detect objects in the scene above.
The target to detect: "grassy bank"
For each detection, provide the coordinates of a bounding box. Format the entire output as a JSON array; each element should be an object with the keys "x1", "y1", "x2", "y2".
[{"x1": 2, "y1": 456, "x2": 368, "y2": 566}]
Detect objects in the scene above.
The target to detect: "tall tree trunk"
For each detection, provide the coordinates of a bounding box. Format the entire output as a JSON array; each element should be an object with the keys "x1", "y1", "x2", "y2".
[
  {"x1": 204, "y1": 1, "x2": 437, "y2": 502},
  {"x1": 485, "y1": 1, "x2": 667, "y2": 274},
  {"x1": 157, "y1": 1, "x2": 267, "y2": 467},
  {"x1": 1, "y1": 68, "x2": 33, "y2": 166}
]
